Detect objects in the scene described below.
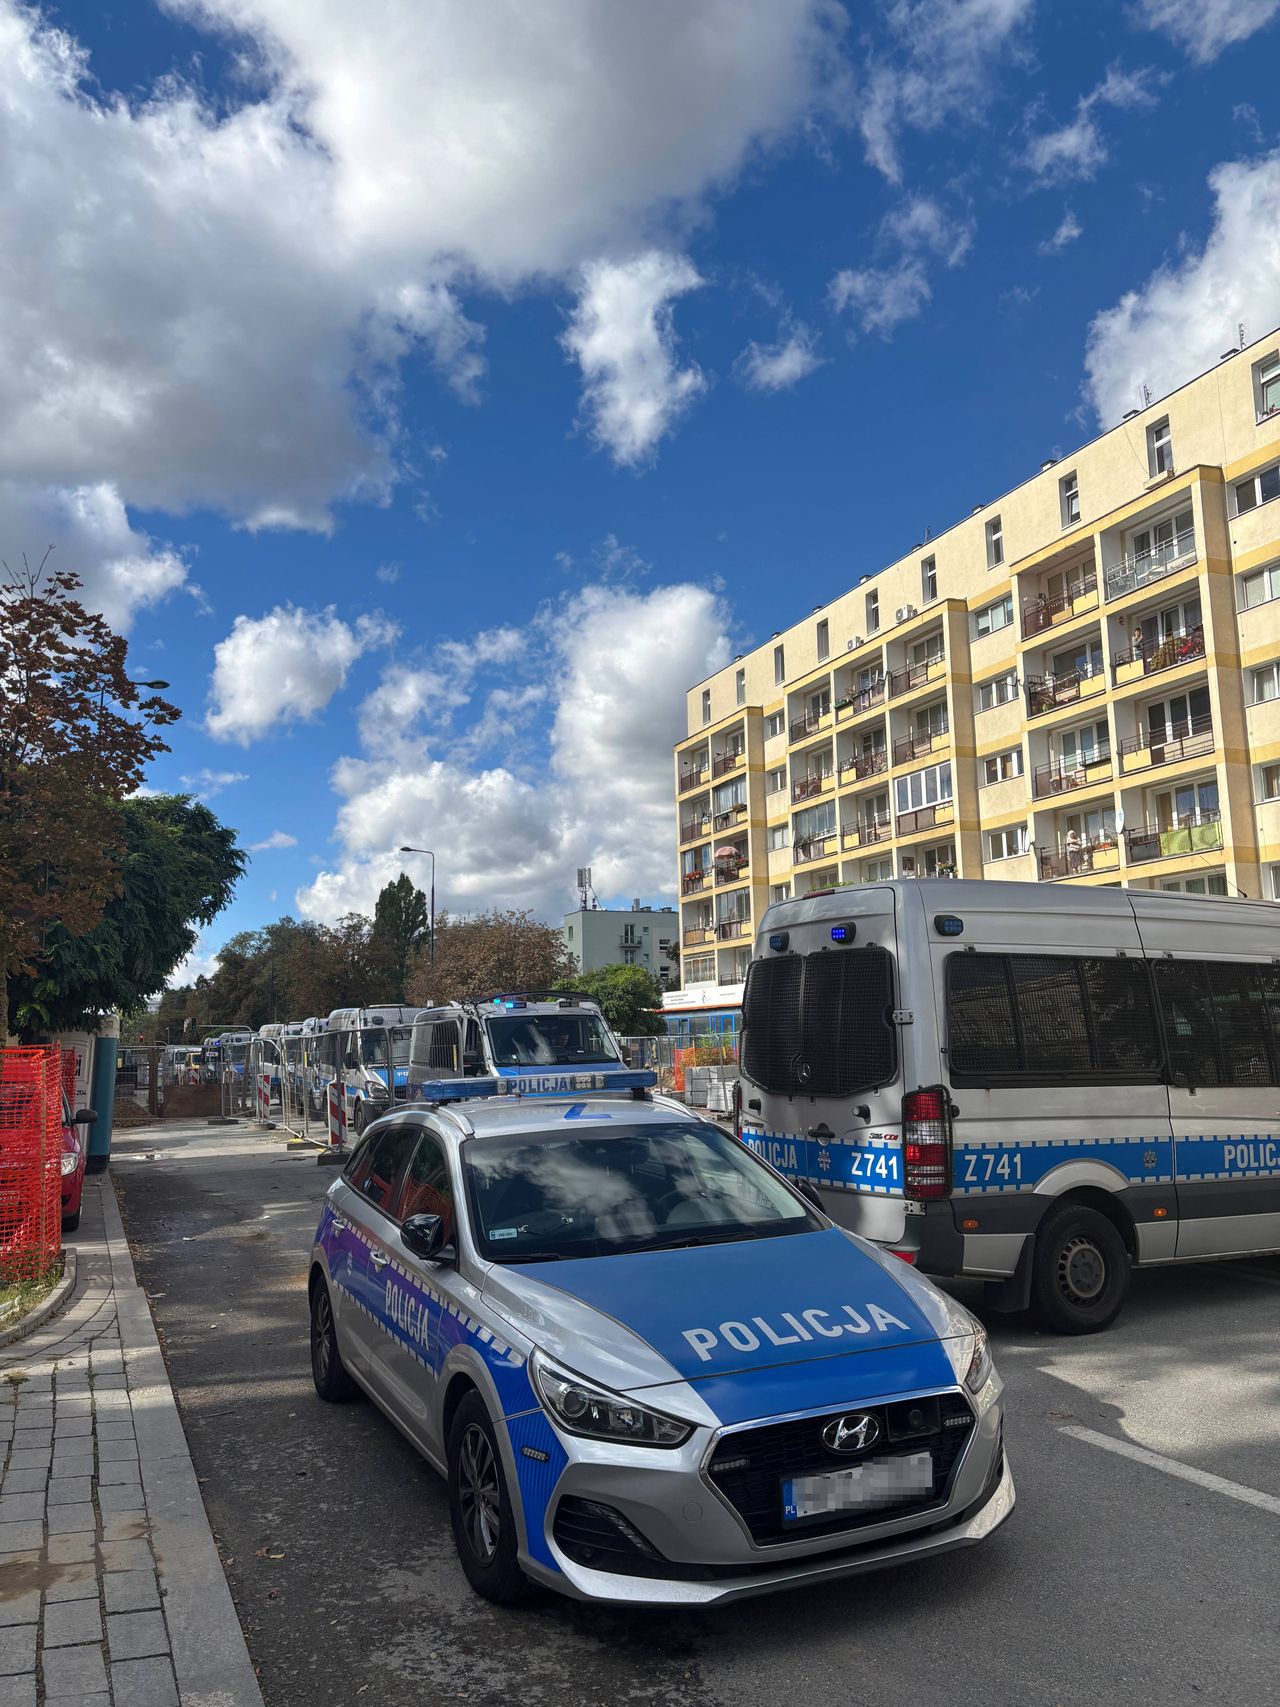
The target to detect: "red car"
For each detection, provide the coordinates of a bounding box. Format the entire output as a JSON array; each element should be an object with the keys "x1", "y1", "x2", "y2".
[{"x1": 60, "y1": 1095, "x2": 94, "y2": 1232}]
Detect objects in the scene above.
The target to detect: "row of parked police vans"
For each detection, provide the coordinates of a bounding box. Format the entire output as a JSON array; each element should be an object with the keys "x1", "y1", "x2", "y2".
[{"x1": 226, "y1": 880, "x2": 1280, "y2": 1333}]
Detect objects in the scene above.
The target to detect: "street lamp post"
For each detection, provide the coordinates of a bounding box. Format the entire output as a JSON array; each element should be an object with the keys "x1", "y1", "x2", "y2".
[{"x1": 398, "y1": 846, "x2": 436, "y2": 965}]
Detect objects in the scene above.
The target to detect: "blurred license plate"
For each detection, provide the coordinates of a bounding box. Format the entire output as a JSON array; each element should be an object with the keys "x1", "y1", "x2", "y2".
[{"x1": 782, "y1": 1451, "x2": 933, "y2": 1522}]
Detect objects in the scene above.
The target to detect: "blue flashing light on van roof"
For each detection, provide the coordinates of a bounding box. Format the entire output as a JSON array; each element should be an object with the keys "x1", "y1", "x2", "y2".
[{"x1": 830, "y1": 925, "x2": 852, "y2": 942}]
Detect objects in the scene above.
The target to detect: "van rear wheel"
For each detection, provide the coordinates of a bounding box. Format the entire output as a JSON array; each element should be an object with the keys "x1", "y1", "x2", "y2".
[{"x1": 1031, "y1": 1204, "x2": 1128, "y2": 1334}]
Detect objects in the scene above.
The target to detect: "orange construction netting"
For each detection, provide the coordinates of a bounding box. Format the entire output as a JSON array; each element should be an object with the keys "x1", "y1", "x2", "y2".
[{"x1": 0, "y1": 1046, "x2": 63, "y2": 1285}]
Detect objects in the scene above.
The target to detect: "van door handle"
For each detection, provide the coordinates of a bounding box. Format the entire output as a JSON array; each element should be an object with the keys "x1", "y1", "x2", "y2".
[{"x1": 369, "y1": 1250, "x2": 389, "y2": 1271}]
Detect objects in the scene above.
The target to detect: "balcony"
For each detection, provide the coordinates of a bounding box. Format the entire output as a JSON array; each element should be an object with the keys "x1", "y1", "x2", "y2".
[
  {"x1": 681, "y1": 870, "x2": 708, "y2": 894},
  {"x1": 790, "y1": 709, "x2": 832, "y2": 743},
  {"x1": 1118, "y1": 713, "x2": 1215, "y2": 774},
  {"x1": 1104, "y1": 528, "x2": 1197, "y2": 602},
  {"x1": 842, "y1": 818, "x2": 892, "y2": 850},
  {"x1": 836, "y1": 679, "x2": 886, "y2": 720},
  {"x1": 1125, "y1": 813, "x2": 1224, "y2": 865},
  {"x1": 678, "y1": 763, "x2": 709, "y2": 794},
  {"x1": 717, "y1": 917, "x2": 751, "y2": 941},
  {"x1": 795, "y1": 832, "x2": 839, "y2": 865},
  {"x1": 712, "y1": 803, "x2": 749, "y2": 831},
  {"x1": 1032, "y1": 753, "x2": 1114, "y2": 799},
  {"x1": 888, "y1": 655, "x2": 946, "y2": 698},
  {"x1": 1021, "y1": 572, "x2": 1099, "y2": 638},
  {"x1": 1025, "y1": 666, "x2": 1107, "y2": 718},
  {"x1": 896, "y1": 800, "x2": 955, "y2": 837},
  {"x1": 1112, "y1": 625, "x2": 1205, "y2": 686},
  {"x1": 714, "y1": 859, "x2": 749, "y2": 886},
  {"x1": 682, "y1": 926, "x2": 716, "y2": 947},
  {"x1": 838, "y1": 748, "x2": 888, "y2": 784},
  {"x1": 711, "y1": 749, "x2": 744, "y2": 779},
  {"x1": 792, "y1": 773, "x2": 834, "y2": 804},
  {"x1": 679, "y1": 816, "x2": 712, "y2": 844},
  {"x1": 1038, "y1": 838, "x2": 1121, "y2": 880},
  {"x1": 893, "y1": 722, "x2": 949, "y2": 765}
]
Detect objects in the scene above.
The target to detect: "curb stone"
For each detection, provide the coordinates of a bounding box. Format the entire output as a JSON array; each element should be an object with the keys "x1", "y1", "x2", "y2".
[{"x1": 0, "y1": 1249, "x2": 78, "y2": 1349}]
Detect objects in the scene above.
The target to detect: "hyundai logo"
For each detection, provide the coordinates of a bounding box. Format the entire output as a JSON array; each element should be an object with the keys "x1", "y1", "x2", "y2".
[{"x1": 822, "y1": 1412, "x2": 879, "y2": 1454}]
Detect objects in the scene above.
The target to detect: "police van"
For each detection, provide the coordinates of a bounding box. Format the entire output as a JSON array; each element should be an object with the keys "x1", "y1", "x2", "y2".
[
  {"x1": 407, "y1": 994, "x2": 639, "y2": 1101},
  {"x1": 329, "y1": 1005, "x2": 418, "y2": 1134},
  {"x1": 738, "y1": 879, "x2": 1280, "y2": 1333}
]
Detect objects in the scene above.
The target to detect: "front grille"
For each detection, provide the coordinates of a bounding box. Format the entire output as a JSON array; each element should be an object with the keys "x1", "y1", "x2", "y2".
[{"x1": 707, "y1": 1392, "x2": 975, "y2": 1544}]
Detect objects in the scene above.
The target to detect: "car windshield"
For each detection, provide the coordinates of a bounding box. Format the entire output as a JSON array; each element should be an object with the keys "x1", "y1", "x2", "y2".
[
  {"x1": 486, "y1": 1012, "x2": 621, "y2": 1068},
  {"x1": 464, "y1": 1121, "x2": 815, "y2": 1261},
  {"x1": 363, "y1": 1028, "x2": 412, "y2": 1067}
]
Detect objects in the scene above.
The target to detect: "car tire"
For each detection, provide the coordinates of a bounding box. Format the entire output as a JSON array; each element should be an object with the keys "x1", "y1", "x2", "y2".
[
  {"x1": 352, "y1": 1100, "x2": 368, "y2": 1137},
  {"x1": 62, "y1": 1211, "x2": 81, "y2": 1234},
  {"x1": 1031, "y1": 1204, "x2": 1129, "y2": 1334},
  {"x1": 447, "y1": 1392, "x2": 530, "y2": 1603},
  {"x1": 310, "y1": 1277, "x2": 357, "y2": 1402}
]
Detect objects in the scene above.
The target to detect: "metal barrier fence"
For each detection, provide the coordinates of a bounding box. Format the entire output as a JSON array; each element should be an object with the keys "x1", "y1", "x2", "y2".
[
  {"x1": 0, "y1": 1046, "x2": 63, "y2": 1285},
  {"x1": 619, "y1": 1035, "x2": 738, "y2": 1114}
]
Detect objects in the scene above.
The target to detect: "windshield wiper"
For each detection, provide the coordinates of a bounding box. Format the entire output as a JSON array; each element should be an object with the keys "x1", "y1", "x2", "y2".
[{"x1": 498, "y1": 1250, "x2": 569, "y2": 1263}]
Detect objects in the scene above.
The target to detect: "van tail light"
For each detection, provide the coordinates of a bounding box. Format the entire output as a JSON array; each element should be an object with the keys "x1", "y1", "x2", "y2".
[{"x1": 902, "y1": 1086, "x2": 951, "y2": 1200}]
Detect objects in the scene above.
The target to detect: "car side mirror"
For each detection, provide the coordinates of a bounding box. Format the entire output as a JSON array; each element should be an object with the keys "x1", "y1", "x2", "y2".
[
  {"x1": 796, "y1": 1181, "x2": 826, "y2": 1213},
  {"x1": 73, "y1": 1109, "x2": 98, "y2": 1124},
  {"x1": 401, "y1": 1213, "x2": 449, "y2": 1262}
]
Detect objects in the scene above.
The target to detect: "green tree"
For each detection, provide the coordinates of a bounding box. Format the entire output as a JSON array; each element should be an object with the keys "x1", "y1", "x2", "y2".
[
  {"x1": 10, "y1": 794, "x2": 244, "y2": 1035},
  {"x1": 555, "y1": 963, "x2": 665, "y2": 1036},
  {"x1": 0, "y1": 556, "x2": 179, "y2": 1044},
  {"x1": 413, "y1": 909, "x2": 576, "y2": 1006},
  {"x1": 370, "y1": 874, "x2": 430, "y2": 1001}
]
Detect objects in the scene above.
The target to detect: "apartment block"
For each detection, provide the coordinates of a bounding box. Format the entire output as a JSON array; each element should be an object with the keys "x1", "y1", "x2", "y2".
[{"x1": 673, "y1": 332, "x2": 1280, "y2": 1002}]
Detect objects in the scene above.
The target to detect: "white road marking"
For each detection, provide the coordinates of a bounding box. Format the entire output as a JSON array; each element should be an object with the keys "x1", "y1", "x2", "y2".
[{"x1": 1061, "y1": 1426, "x2": 1280, "y2": 1517}]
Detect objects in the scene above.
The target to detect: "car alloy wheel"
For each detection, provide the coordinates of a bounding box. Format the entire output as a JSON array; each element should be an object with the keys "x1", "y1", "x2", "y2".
[{"x1": 457, "y1": 1421, "x2": 502, "y2": 1565}]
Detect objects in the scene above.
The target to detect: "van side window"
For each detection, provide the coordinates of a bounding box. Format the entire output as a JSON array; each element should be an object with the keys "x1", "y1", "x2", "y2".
[
  {"x1": 1152, "y1": 960, "x2": 1280, "y2": 1088},
  {"x1": 946, "y1": 953, "x2": 1162, "y2": 1085}
]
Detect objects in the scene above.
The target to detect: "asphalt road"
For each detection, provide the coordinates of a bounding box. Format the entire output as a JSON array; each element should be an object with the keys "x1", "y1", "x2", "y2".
[{"x1": 112, "y1": 1120, "x2": 1280, "y2": 1707}]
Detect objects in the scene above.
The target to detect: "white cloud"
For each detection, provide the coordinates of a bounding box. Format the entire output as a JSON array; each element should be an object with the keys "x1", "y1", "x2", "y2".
[
  {"x1": 206, "y1": 604, "x2": 398, "y2": 745},
  {"x1": 296, "y1": 577, "x2": 731, "y2": 922},
  {"x1": 830, "y1": 196, "x2": 973, "y2": 337},
  {"x1": 178, "y1": 768, "x2": 249, "y2": 800},
  {"x1": 561, "y1": 253, "x2": 708, "y2": 466},
  {"x1": 857, "y1": 0, "x2": 1034, "y2": 183},
  {"x1": 0, "y1": 0, "x2": 846, "y2": 607},
  {"x1": 735, "y1": 325, "x2": 824, "y2": 392},
  {"x1": 374, "y1": 561, "x2": 402, "y2": 584},
  {"x1": 1084, "y1": 149, "x2": 1280, "y2": 425},
  {"x1": 248, "y1": 830, "x2": 298, "y2": 851},
  {"x1": 1039, "y1": 211, "x2": 1084, "y2": 255},
  {"x1": 1134, "y1": 0, "x2": 1280, "y2": 64},
  {"x1": 1024, "y1": 65, "x2": 1165, "y2": 185}
]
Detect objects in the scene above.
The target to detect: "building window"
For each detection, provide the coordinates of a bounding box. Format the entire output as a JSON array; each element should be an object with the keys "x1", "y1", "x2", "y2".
[
  {"x1": 1252, "y1": 663, "x2": 1280, "y2": 704},
  {"x1": 1060, "y1": 471, "x2": 1080, "y2": 527},
  {"x1": 863, "y1": 857, "x2": 893, "y2": 883},
  {"x1": 767, "y1": 824, "x2": 789, "y2": 850},
  {"x1": 735, "y1": 667, "x2": 746, "y2": 705},
  {"x1": 622, "y1": 947, "x2": 637, "y2": 965},
  {"x1": 921, "y1": 557, "x2": 937, "y2": 603},
  {"x1": 770, "y1": 882, "x2": 792, "y2": 904},
  {"x1": 911, "y1": 631, "x2": 944, "y2": 667},
  {"x1": 701, "y1": 688, "x2": 711, "y2": 724},
  {"x1": 987, "y1": 825, "x2": 1027, "y2": 861},
  {"x1": 566, "y1": 925, "x2": 573, "y2": 941},
  {"x1": 773, "y1": 644, "x2": 786, "y2": 685},
  {"x1": 1260, "y1": 764, "x2": 1280, "y2": 801},
  {"x1": 1234, "y1": 461, "x2": 1280, "y2": 515},
  {"x1": 982, "y1": 749, "x2": 1023, "y2": 784},
  {"x1": 986, "y1": 516, "x2": 1004, "y2": 568},
  {"x1": 622, "y1": 923, "x2": 637, "y2": 945},
  {"x1": 866, "y1": 589, "x2": 880, "y2": 633},
  {"x1": 766, "y1": 765, "x2": 786, "y2": 793},
  {"x1": 1241, "y1": 563, "x2": 1280, "y2": 610},
  {"x1": 975, "y1": 594, "x2": 1013, "y2": 637},
  {"x1": 1255, "y1": 352, "x2": 1280, "y2": 422},
  {"x1": 895, "y1": 761, "x2": 952, "y2": 814},
  {"x1": 1147, "y1": 417, "x2": 1172, "y2": 477},
  {"x1": 1158, "y1": 876, "x2": 1229, "y2": 897},
  {"x1": 977, "y1": 672, "x2": 1019, "y2": 711},
  {"x1": 765, "y1": 710, "x2": 785, "y2": 739},
  {"x1": 816, "y1": 619, "x2": 830, "y2": 661}
]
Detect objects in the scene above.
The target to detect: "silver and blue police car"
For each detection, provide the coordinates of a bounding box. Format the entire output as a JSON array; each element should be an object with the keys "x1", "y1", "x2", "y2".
[{"x1": 308, "y1": 1084, "x2": 1014, "y2": 1605}]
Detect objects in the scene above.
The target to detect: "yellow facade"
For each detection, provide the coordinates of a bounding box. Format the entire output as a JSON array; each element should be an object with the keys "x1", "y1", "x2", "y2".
[{"x1": 674, "y1": 331, "x2": 1280, "y2": 990}]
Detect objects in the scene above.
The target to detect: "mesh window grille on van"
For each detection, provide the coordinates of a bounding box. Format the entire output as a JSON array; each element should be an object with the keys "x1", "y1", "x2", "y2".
[
  {"x1": 741, "y1": 947, "x2": 897, "y2": 1097},
  {"x1": 945, "y1": 953, "x2": 1163, "y2": 1085},
  {"x1": 1152, "y1": 959, "x2": 1280, "y2": 1088}
]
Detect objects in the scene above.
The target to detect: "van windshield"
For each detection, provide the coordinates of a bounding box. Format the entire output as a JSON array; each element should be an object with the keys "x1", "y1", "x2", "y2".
[
  {"x1": 465, "y1": 1122, "x2": 815, "y2": 1261},
  {"x1": 486, "y1": 1013, "x2": 621, "y2": 1068},
  {"x1": 741, "y1": 946, "x2": 897, "y2": 1097},
  {"x1": 363, "y1": 1028, "x2": 412, "y2": 1068}
]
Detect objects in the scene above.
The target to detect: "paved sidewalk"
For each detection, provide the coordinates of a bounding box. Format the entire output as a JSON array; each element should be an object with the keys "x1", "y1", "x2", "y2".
[{"x1": 0, "y1": 1173, "x2": 263, "y2": 1707}]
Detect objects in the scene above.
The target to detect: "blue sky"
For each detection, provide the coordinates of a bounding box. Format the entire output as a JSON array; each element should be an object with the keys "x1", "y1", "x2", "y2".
[{"x1": 8, "y1": 0, "x2": 1280, "y2": 979}]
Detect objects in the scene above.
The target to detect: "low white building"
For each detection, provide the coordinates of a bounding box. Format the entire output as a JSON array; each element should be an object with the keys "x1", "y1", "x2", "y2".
[{"x1": 561, "y1": 902, "x2": 679, "y2": 984}]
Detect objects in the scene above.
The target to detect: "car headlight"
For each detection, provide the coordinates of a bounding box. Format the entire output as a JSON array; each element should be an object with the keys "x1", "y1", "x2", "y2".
[
  {"x1": 529, "y1": 1350, "x2": 692, "y2": 1448},
  {"x1": 60, "y1": 1151, "x2": 80, "y2": 1176},
  {"x1": 944, "y1": 1318, "x2": 993, "y2": 1393}
]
